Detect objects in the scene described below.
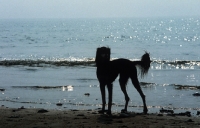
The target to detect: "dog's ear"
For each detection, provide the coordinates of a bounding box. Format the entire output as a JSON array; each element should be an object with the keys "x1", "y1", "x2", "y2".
[
  {"x1": 95, "y1": 47, "x2": 102, "y2": 65},
  {"x1": 96, "y1": 47, "x2": 101, "y2": 55},
  {"x1": 96, "y1": 47, "x2": 99, "y2": 54},
  {"x1": 107, "y1": 47, "x2": 111, "y2": 56},
  {"x1": 106, "y1": 47, "x2": 111, "y2": 60}
]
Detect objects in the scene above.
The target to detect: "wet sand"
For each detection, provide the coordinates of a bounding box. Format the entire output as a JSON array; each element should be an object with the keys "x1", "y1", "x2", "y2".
[{"x1": 0, "y1": 107, "x2": 200, "y2": 128}]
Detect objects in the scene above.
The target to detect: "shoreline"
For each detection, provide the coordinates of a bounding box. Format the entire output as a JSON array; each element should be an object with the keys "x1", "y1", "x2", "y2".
[{"x1": 0, "y1": 107, "x2": 200, "y2": 128}]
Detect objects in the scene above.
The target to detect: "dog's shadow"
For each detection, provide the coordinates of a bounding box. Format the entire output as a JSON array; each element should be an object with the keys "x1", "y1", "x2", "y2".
[
  {"x1": 97, "y1": 112, "x2": 143, "y2": 124},
  {"x1": 97, "y1": 114, "x2": 114, "y2": 124}
]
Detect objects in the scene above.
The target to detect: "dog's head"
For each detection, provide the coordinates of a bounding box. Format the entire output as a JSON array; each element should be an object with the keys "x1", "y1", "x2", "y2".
[{"x1": 95, "y1": 47, "x2": 110, "y2": 66}]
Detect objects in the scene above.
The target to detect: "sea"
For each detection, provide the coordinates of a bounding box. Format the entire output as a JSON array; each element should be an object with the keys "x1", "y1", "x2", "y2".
[{"x1": 0, "y1": 17, "x2": 200, "y2": 115}]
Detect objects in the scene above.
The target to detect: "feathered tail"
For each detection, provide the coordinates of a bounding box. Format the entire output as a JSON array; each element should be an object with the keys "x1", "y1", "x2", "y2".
[{"x1": 133, "y1": 52, "x2": 151, "y2": 78}]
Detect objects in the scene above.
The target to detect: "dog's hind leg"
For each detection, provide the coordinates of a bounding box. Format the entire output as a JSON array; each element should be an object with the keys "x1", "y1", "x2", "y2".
[
  {"x1": 133, "y1": 81, "x2": 148, "y2": 114},
  {"x1": 119, "y1": 76, "x2": 130, "y2": 113},
  {"x1": 130, "y1": 74, "x2": 148, "y2": 114}
]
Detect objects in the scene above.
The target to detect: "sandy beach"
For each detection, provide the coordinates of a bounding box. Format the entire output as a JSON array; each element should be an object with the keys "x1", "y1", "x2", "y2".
[{"x1": 0, "y1": 106, "x2": 200, "y2": 128}]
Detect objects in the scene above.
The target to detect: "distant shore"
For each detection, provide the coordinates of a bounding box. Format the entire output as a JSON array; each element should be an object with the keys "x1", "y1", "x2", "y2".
[{"x1": 0, "y1": 107, "x2": 200, "y2": 128}]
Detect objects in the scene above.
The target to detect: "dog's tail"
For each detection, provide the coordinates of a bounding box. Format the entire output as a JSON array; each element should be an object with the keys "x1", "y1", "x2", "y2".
[{"x1": 133, "y1": 52, "x2": 151, "y2": 78}]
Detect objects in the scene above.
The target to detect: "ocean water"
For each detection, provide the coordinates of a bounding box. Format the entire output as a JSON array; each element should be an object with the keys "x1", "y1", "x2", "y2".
[{"x1": 0, "y1": 17, "x2": 200, "y2": 115}]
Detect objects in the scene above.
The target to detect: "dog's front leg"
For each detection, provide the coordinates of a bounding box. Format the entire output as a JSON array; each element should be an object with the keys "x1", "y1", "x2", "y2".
[
  {"x1": 99, "y1": 84, "x2": 106, "y2": 113},
  {"x1": 107, "y1": 83, "x2": 113, "y2": 115}
]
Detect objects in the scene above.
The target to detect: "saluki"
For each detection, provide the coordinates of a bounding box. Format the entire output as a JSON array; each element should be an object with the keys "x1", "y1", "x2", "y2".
[{"x1": 95, "y1": 46, "x2": 151, "y2": 115}]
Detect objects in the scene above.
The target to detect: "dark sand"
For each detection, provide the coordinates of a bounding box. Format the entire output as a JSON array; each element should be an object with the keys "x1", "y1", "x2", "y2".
[{"x1": 0, "y1": 107, "x2": 200, "y2": 128}]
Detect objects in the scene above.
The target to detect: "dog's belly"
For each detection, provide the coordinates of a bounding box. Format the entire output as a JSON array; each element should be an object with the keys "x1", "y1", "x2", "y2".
[{"x1": 97, "y1": 68, "x2": 119, "y2": 84}]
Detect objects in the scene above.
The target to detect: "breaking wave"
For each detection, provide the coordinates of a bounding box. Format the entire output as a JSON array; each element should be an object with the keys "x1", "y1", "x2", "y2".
[
  {"x1": 0, "y1": 58, "x2": 95, "y2": 67},
  {"x1": 151, "y1": 60, "x2": 200, "y2": 69},
  {"x1": 11, "y1": 85, "x2": 74, "y2": 91},
  {"x1": 0, "y1": 58, "x2": 200, "y2": 69},
  {"x1": 173, "y1": 84, "x2": 200, "y2": 90}
]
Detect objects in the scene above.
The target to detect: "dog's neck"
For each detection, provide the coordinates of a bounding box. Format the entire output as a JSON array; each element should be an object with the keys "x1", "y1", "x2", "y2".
[{"x1": 96, "y1": 58, "x2": 110, "y2": 67}]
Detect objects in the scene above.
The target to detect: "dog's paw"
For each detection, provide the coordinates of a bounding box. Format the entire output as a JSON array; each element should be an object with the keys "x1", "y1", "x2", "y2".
[
  {"x1": 143, "y1": 108, "x2": 148, "y2": 114},
  {"x1": 106, "y1": 110, "x2": 112, "y2": 115},
  {"x1": 121, "y1": 109, "x2": 128, "y2": 113}
]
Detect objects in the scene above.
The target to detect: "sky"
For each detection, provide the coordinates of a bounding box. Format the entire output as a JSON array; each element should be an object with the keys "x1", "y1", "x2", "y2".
[{"x1": 0, "y1": 0, "x2": 200, "y2": 19}]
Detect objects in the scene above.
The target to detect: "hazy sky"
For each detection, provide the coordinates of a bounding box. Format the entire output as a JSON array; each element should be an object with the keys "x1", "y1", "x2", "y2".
[{"x1": 1, "y1": 0, "x2": 200, "y2": 19}]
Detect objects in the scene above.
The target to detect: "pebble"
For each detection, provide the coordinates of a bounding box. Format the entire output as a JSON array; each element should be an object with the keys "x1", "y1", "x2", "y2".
[
  {"x1": 84, "y1": 93, "x2": 90, "y2": 96},
  {"x1": 71, "y1": 109, "x2": 79, "y2": 111},
  {"x1": 197, "y1": 111, "x2": 200, "y2": 115},
  {"x1": 56, "y1": 103, "x2": 63, "y2": 106},
  {"x1": 187, "y1": 119, "x2": 194, "y2": 122},
  {"x1": 77, "y1": 114, "x2": 84, "y2": 116},
  {"x1": 0, "y1": 89, "x2": 5, "y2": 91},
  {"x1": 193, "y1": 92, "x2": 200, "y2": 96},
  {"x1": 37, "y1": 109, "x2": 49, "y2": 113},
  {"x1": 160, "y1": 108, "x2": 174, "y2": 113},
  {"x1": 20, "y1": 106, "x2": 25, "y2": 109},
  {"x1": 8, "y1": 115, "x2": 20, "y2": 118},
  {"x1": 157, "y1": 114, "x2": 163, "y2": 116}
]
